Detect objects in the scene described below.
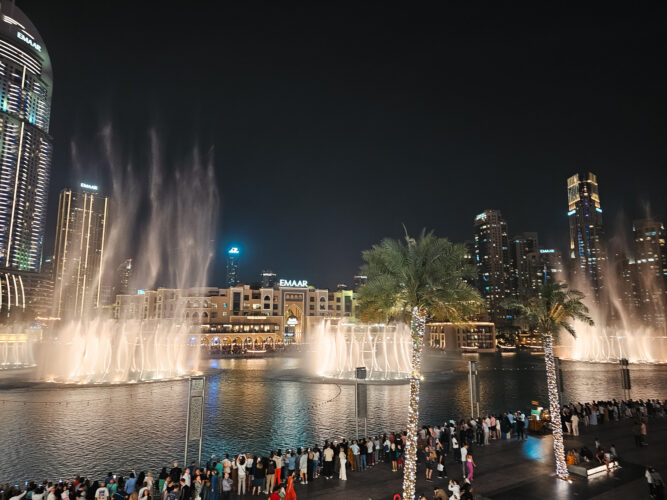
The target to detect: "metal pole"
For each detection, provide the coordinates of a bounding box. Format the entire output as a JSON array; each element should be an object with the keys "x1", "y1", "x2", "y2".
[
  {"x1": 468, "y1": 361, "x2": 474, "y2": 419},
  {"x1": 355, "y1": 381, "x2": 359, "y2": 440},
  {"x1": 184, "y1": 377, "x2": 192, "y2": 465},
  {"x1": 197, "y1": 378, "x2": 205, "y2": 465}
]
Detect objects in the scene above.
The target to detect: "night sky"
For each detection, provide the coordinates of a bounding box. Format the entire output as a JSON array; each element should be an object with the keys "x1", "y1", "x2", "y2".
[{"x1": 19, "y1": 1, "x2": 666, "y2": 289}]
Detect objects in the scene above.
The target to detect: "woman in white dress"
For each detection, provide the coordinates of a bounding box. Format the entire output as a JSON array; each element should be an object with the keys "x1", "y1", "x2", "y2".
[{"x1": 339, "y1": 450, "x2": 347, "y2": 480}]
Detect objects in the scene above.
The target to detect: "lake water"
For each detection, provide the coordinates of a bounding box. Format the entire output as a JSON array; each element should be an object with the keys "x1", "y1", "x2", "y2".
[{"x1": 1, "y1": 350, "x2": 665, "y2": 482}]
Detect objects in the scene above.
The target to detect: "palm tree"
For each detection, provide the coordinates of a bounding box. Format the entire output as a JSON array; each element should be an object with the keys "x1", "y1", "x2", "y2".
[
  {"x1": 504, "y1": 282, "x2": 593, "y2": 480},
  {"x1": 357, "y1": 229, "x2": 482, "y2": 499}
]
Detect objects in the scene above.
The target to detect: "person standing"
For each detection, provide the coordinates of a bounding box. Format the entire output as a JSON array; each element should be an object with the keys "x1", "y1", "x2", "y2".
[
  {"x1": 465, "y1": 455, "x2": 476, "y2": 483},
  {"x1": 253, "y1": 456, "x2": 265, "y2": 495},
  {"x1": 312, "y1": 447, "x2": 320, "y2": 479},
  {"x1": 338, "y1": 450, "x2": 347, "y2": 481},
  {"x1": 170, "y1": 462, "x2": 182, "y2": 484},
  {"x1": 640, "y1": 421, "x2": 648, "y2": 446},
  {"x1": 219, "y1": 472, "x2": 230, "y2": 500},
  {"x1": 284, "y1": 473, "x2": 296, "y2": 500},
  {"x1": 571, "y1": 412, "x2": 580, "y2": 436},
  {"x1": 460, "y1": 444, "x2": 468, "y2": 477},
  {"x1": 322, "y1": 445, "x2": 334, "y2": 479},
  {"x1": 266, "y1": 455, "x2": 276, "y2": 493},
  {"x1": 299, "y1": 450, "x2": 308, "y2": 484},
  {"x1": 516, "y1": 414, "x2": 525, "y2": 440},
  {"x1": 234, "y1": 455, "x2": 247, "y2": 496},
  {"x1": 274, "y1": 451, "x2": 283, "y2": 486}
]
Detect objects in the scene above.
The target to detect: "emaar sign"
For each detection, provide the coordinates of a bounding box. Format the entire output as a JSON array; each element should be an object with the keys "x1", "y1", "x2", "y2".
[
  {"x1": 279, "y1": 279, "x2": 308, "y2": 288},
  {"x1": 17, "y1": 31, "x2": 41, "y2": 52}
]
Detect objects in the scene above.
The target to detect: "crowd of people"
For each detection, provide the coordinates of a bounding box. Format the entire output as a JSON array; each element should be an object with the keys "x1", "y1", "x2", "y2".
[{"x1": 1, "y1": 398, "x2": 663, "y2": 500}]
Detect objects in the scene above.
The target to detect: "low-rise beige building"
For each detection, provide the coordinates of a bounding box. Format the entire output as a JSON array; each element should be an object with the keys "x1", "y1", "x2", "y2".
[
  {"x1": 113, "y1": 283, "x2": 359, "y2": 347},
  {"x1": 428, "y1": 322, "x2": 496, "y2": 352}
]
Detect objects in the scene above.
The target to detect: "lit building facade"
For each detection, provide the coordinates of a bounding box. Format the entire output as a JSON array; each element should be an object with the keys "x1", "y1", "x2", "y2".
[
  {"x1": 226, "y1": 247, "x2": 239, "y2": 286},
  {"x1": 427, "y1": 322, "x2": 496, "y2": 352},
  {"x1": 511, "y1": 232, "x2": 539, "y2": 294},
  {"x1": 260, "y1": 270, "x2": 277, "y2": 288},
  {"x1": 567, "y1": 172, "x2": 607, "y2": 303},
  {"x1": 0, "y1": 3, "x2": 53, "y2": 272},
  {"x1": 114, "y1": 282, "x2": 360, "y2": 346},
  {"x1": 536, "y1": 248, "x2": 565, "y2": 286},
  {"x1": 633, "y1": 218, "x2": 666, "y2": 328},
  {"x1": 53, "y1": 184, "x2": 109, "y2": 319},
  {"x1": 474, "y1": 210, "x2": 513, "y2": 324}
]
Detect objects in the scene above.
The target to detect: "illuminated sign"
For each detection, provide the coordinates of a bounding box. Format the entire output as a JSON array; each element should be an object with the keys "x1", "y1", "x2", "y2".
[
  {"x1": 475, "y1": 213, "x2": 486, "y2": 221},
  {"x1": 228, "y1": 247, "x2": 240, "y2": 255},
  {"x1": 17, "y1": 31, "x2": 41, "y2": 52},
  {"x1": 595, "y1": 207, "x2": 603, "y2": 213},
  {"x1": 279, "y1": 279, "x2": 308, "y2": 287},
  {"x1": 539, "y1": 249, "x2": 555, "y2": 254},
  {"x1": 567, "y1": 209, "x2": 576, "y2": 216},
  {"x1": 80, "y1": 182, "x2": 98, "y2": 191},
  {"x1": 286, "y1": 316, "x2": 299, "y2": 326},
  {"x1": 137, "y1": 289, "x2": 145, "y2": 295}
]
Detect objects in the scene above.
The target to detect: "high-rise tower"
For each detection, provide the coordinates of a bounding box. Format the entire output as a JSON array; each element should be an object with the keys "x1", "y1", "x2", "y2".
[
  {"x1": 474, "y1": 210, "x2": 513, "y2": 324},
  {"x1": 0, "y1": 2, "x2": 53, "y2": 271},
  {"x1": 226, "y1": 246, "x2": 240, "y2": 287},
  {"x1": 633, "y1": 218, "x2": 666, "y2": 328},
  {"x1": 53, "y1": 183, "x2": 109, "y2": 319},
  {"x1": 567, "y1": 172, "x2": 607, "y2": 302}
]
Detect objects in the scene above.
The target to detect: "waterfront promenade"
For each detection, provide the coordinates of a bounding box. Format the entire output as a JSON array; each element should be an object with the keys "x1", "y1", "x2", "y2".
[
  {"x1": 296, "y1": 417, "x2": 666, "y2": 499},
  {"x1": 3, "y1": 410, "x2": 663, "y2": 500}
]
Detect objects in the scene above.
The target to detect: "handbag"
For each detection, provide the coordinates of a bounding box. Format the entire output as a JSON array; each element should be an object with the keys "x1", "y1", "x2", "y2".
[{"x1": 437, "y1": 463, "x2": 444, "y2": 472}]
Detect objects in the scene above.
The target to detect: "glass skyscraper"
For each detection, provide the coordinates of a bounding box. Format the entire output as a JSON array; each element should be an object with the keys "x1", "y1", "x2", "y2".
[
  {"x1": 226, "y1": 247, "x2": 240, "y2": 287},
  {"x1": 474, "y1": 209, "x2": 513, "y2": 324},
  {"x1": 567, "y1": 172, "x2": 607, "y2": 303},
  {"x1": 53, "y1": 184, "x2": 109, "y2": 319},
  {"x1": 0, "y1": 2, "x2": 53, "y2": 272}
]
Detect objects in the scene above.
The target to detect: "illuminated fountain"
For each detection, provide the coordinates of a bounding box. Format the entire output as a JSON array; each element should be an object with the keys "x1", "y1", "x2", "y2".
[
  {"x1": 562, "y1": 321, "x2": 666, "y2": 363},
  {"x1": 311, "y1": 321, "x2": 412, "y2": 380},
  {"x1": 558, "y1": 255, "x2": 667, "y2": 364},
  {"x1": 0, "y1": 330, "x2": 37, "y2": 369},
  {"x1": 38, "y1": 129, "x2": 218, "y2": 384},
  {"x1": 39, "y1": 319, "x2": 198, "y2": 384}
]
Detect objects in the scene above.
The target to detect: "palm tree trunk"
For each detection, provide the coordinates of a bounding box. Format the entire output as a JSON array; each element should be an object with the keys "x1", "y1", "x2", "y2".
[
  {"x1": 543, "y1": 332, "x2": 569, "y2": 479},
  {"x1": 403, "y1": 306, "x2": 426, "y2": 499}
]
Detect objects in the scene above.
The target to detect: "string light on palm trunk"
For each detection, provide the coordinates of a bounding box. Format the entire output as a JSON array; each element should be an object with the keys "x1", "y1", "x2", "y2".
[
  {"x1": 544, "y1": 333, "x2": 569, "y2": 480},
  {"x1": 402, "y1": 308, "x2": 426, "y2": 500}
]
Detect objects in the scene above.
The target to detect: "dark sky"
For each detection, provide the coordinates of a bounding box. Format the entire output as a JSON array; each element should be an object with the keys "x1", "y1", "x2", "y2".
[{"x1": 19, "y1": 1, "x2": 666, "y2": 289}]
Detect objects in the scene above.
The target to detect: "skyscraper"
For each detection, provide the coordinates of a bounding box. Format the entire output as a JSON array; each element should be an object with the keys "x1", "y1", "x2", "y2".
[
  {"x1": 474, "y1": 210, "x2": 513, "y2": 324},
  {"x1": 53, "y1": 183, "x2": 109, "y2": 319},
  {"x1": 226, "y1": 247, "x2": 240, "y2": 287},
  {"x1": 511, "y1": 232, "x2": 539, "y2": 294},
  {"x1": 567, "y1": 172, "x2": 607, "y2": 303},
  {"x1": 261, "y1": 269, "x2": 277, "y2": 288},
  {"x1": 632, "y1": 218, "x2": 666, "y2": 328},
  {"x1": 113, "y1": 258, "x2": 134, "y2": 296},
  {"x1": 0, "y1": 2, "x2": 53, "y2": 271}
]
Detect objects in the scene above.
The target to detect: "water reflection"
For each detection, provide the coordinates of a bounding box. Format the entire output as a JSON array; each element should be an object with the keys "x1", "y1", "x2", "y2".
[{"x1": 0, "y1": 351, "x2": 665, "y2": 482}]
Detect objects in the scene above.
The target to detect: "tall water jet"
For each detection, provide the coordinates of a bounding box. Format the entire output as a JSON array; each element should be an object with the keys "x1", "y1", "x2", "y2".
[
  {"x1": 37, "y1": 128, "x2": 219, "y2": 384},
  {"x1": 558, "y1": 226, "x2": 667, "y2": 364},
  {"x1": 311, "y1": 321, "x2": 412, "y2": 380}
]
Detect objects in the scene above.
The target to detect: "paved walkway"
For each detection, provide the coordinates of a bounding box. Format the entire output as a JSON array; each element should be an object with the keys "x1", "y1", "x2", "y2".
[{"x1": 277, "y1": 417, "x2": 666, "y2": 499}]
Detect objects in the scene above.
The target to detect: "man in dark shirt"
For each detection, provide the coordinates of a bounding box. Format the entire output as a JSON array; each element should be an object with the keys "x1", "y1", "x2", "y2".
[
  {"x1": 170, "y1": 461, "x2": 182, "y2": 483},
  {"x1": 178, "y1": 479, "x2": 190, "y2": 500}
]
